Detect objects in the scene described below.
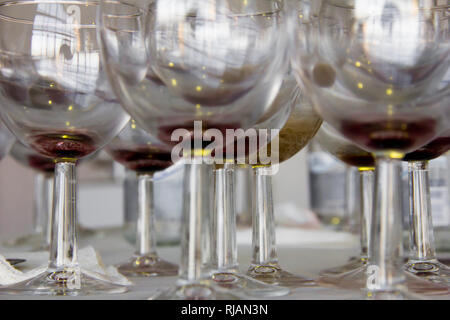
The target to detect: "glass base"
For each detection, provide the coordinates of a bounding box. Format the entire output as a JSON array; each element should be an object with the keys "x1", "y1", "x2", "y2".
[
  {"x1": 320, "y1": 256, "x2": 367, "y2": 277},
  {"x1": 405, "y1": 259, "x2": 450, "y2": 286},
  {"x1": 247, "y1": 264, "x2": 316, "y2": 288},
  {"x1": 319, "y1": 265, "x2": 449, "y2": 295},
  {"x1": 211, "y1": 271, "x2": 290, "y2": 298},
  {"x1": 117, "y1": 254, "x2": 178, "y2": 277},
  {"x1": 0, "y1": 268, "x2": 128, "y2": 296},
  {"x1": 149, "y1": 281, "x2": 242, "y2": 300}
]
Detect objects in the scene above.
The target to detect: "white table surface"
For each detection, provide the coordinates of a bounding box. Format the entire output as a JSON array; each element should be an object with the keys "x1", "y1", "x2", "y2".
[{"x1": 0, "y1": 227, "x2": 435, "y2": 300}]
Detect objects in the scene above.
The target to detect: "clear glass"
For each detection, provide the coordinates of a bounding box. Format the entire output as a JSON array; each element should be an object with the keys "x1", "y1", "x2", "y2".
[
  {"x1": 154, "y1": 161, "x2": 241, "y2": 300},
  {"x1": 100, "y1": 0, "x2": 290, "y2": 300},
  {"x1": 403, "y1": 130, "x2": 450, "y2": 285},
  {"x1": 99, "y1": 0, "x2": 289, "y2": 144},
  {"x1": 106, "y1": 120, "x2": 178, "y2": 277},
  {"x1": 209, "y1": 70, "x2": 303, "y2": 297},
  {"x1": 211, "y1": 164, "x2": 290, "y2": 298},
  {"x1": 314, "y1": 123, "x2": 447, "y2": 294},
  {"x1": 247, "y1": 94, "x2": 322, "y2": 288},
  {"x1": 0, "y1": 1, "x2": 130, "y2": 295},
  {"x1": 290, "y1": 0, "x2": 450, "y2": 298}
]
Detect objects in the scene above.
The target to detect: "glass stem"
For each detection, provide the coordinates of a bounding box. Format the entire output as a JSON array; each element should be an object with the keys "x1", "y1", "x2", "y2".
[
  {"x1": 251, "y1": 166, "x2": 278, "y2": 267},
  {"x1": 359, "y1": 169, "x2": 374, "y2": 260},
  {"x1": 408, "y1": 161, "x2": 437, "y2": 262},
  {"x1": 135, "y1": 173, "x2": 157, "y2": 257},
  {"x1": 212, "y1": 163, "x2": 238, "y2": 273},
  {"x1": 367, "y1": 156, "x2": 404, "y2": 291},
  {"x1": 179, "y1": 160, "x2": 214, "y2": 283},
  {"x1": 48, "y1": 162, "x2": 78, "y2": 272}
]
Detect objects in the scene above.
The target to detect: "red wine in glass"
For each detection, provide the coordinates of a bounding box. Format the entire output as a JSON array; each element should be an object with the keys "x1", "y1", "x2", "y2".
[{"x1": 108, "y1": 145, "x2": 173, "y2": 173}]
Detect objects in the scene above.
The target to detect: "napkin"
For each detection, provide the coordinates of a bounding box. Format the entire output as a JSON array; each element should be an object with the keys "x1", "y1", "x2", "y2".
[{"x1": 0, "y1": 246, "x2": 131, "y2": 286}]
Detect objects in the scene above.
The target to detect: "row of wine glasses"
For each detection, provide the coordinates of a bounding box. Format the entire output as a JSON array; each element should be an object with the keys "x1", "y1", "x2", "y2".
[
  {"x1": 0, "y1": 0, "x2": 447, "y2": 300},
  {"x1": 99, "y1": 0, "x2": 292, "y2": 300}
]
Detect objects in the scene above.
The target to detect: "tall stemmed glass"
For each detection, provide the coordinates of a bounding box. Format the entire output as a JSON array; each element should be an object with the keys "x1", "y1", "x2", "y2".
[
  {"x1": 403, "y1": 129, "x2": 450, "y2": 285},
  {"x1": 315, "y1": 123, "x2": 450, "y2": 294},
  {"x1": 317, "y1": 123, "x2": 448, "y2": 294},
  {"x1": 210, "y1": 71, "x2": 296, "y2": 298},
  {"x1": 246, "y1": 91, "x2": 322, "y2": 288},
  {"x1": 6, "y1": 141, "x2": 54, "y2": 250},
  {"x1": 315, "y1": 122, "x2": 375, "y2": 278},
  {"x1": 0, "y1": 1, "x2": 130, "y2": 295},
  {"x1": 106, "y1": 119, "x2": 178, "y2": 277},
  {"x1": 100, "y1": 0, "x2": 289, "y2": 299},
  {"x1": 290, "y1": 0, "x2": 450, "y2": 298}
]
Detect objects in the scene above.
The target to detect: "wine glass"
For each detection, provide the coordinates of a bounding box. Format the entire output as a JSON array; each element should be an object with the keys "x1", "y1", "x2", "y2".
[
  {"x1": 403, "y1": 129, "x2": 450, "y2": 285},
  {"x1": 5, "y1": 141, "x2": 54, "y2": 250},
  {"x1": 106, "y1": 119, "x2": 178, "y2": 277},
  {"x1": 209, "y1": 70, "x2": 297, "y2": 298},
  {"x1": 99, "y1": 0, "x2": 289, "y2": 299},
  {"x1": 315, "y1": 122, "x2": 449, "y2": 294},
  {"x1": 245, "y1": 89, "x2": 322, "y2": 288},
  {"x1": 290, "y1": 0, "x2": 450, "y2": 298},
  {"x1": 0, "y1": 1, "x2": 130, "y2": 295}
]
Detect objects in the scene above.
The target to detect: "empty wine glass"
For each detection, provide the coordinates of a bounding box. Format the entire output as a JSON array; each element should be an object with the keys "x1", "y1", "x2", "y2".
[
  {"x1": 290, "y1": 0, "x2": 450, "y2": 298},
  {"x1": 0, "y1": 1, "x2": 130, "y2": 295},
  {"x1": 5, "y1": 141, "x2": 54, "y2": 250},
  {"x1": 106, "y1": 119, "x2": 178, "y2": 277},
  {"x1": 403, "y1": 129, "x2": 450, "y2": 285},
  {"x1": 99, "y1": 0, "x2": 289, "y2": 299}
]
